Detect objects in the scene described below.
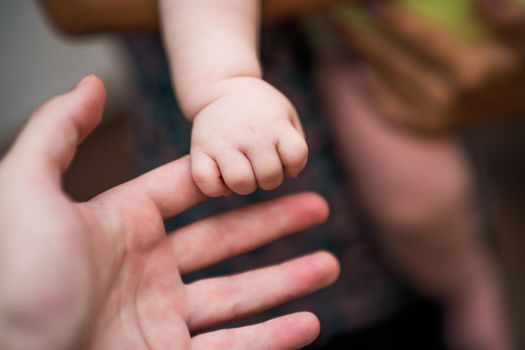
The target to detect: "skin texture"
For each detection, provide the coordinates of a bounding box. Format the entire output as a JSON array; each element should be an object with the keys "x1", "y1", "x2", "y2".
[
  {"x1": 159, "y1": 0, "x2": 308, "y2": 197},
  {"x1": 0, "y1": 76, "x2": 340, "y2": 350},
  {"x1": 190, "y1": 78, "x2": 307, "y2": 196},
  {"x1": 39, "y1": 1, "x2": 522, "y2": 347},
  {"x1": 41, "y1": 0, "x2": 313, "y2": 197}
]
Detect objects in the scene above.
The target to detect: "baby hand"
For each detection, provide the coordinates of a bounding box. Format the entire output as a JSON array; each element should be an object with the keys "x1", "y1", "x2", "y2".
[{"x1": 190, "y1": 78, "x2": 308, "y2": 197}]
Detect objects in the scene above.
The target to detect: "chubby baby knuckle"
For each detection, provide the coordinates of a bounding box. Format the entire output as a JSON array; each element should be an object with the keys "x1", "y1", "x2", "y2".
[
  {"x1": 260, "y1": 168, "x2": 283, "y2": 184},
  {"x1": 229, "y1": 176, "x2": 256, "y2": 193},
  {"x1": 194, "y1": 137, "x2": 227, "y2": 151},
  {"x1": 297, "y1": 139, "x2": 309, "y2": 157},
  {"x1": 260, "y1": 177, "x2": 283, "y2": 190},
  {"x1": 192, "y1": 168, "x2": 213, "y2": 184},
  {"x1": 289, "y1": 140, "x2": 308, "y2": 164},
  {"x1": 232, "y1": 178, "x2": 254, "y2": 191},
  {"x1": 203, "y1": 187, "x2": 224, "y2": 198}
]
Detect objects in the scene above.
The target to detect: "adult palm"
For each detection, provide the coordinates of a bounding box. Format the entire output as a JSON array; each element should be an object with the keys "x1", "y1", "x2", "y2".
[{"x1": 0, "y1": 76, "x2": 339, "y2": 350}]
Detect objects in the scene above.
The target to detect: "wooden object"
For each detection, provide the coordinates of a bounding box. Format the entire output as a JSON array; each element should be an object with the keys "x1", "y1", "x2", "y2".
[{"x1": 321, "y1": 0, "x2": 525, "y2": 133}]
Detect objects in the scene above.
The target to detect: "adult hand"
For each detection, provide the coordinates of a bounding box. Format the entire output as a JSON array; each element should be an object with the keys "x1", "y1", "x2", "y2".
[{"x1": 0, "y1": 76, "x2": 339, "y2": 350}]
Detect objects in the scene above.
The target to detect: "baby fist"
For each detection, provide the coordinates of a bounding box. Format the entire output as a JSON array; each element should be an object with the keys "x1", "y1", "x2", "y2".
[{"x1": 190, "y1": 78, "x2": 308, "y2": 197}]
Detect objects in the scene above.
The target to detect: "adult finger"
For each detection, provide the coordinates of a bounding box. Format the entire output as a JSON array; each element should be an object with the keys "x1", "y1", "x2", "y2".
[
  {"x1": 95, "y1": 156, "x2": 206, "y2": 219},
  {"x1": 186, "y1": 251, "x2": 339, "y2": 330},
  {"x1": 170, "y1": 192, "x2": 329, "y2": 274},
  {"x1": 5, "y1": 75, "x2": 105, "y2": 186},
  {"x1": 192, "y1": 312, "x2": 320, "y2": 350}
]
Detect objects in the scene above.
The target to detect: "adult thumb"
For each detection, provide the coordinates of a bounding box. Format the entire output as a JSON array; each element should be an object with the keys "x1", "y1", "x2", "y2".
[{"x1": 5, "y1": 75, "x2": 106, "y2": 186}]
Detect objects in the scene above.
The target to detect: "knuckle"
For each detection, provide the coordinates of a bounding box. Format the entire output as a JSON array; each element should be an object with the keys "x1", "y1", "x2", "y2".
[
  {"x1": 192, "y1": 167, "x2": 212, "y2": 184},
  {"x1": 289, "y1": 141, "x2": 308, "y2": 165},
  {"x1": 193, "y1": 176, "x2": 224, "y2": 197},
  {"x1": 259, "y1": 169, "x2": 283, "y2": 188},
  {"x1": 296, "y1": 137, "x2": 309, "y2": 154},
  {"x1": 229, "y1": 174, "x2": 255, "y2": 193},
  {"x1": 204, "y1": 187, "x2": 224, "y2": 198},
  {"x1": 231, "y1": 178, "x2": 252, "y2": 190}
]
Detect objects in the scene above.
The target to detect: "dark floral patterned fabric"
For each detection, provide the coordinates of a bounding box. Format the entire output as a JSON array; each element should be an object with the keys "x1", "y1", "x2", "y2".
[{"x1": 121, "y1": 21, "x2": 413, "y2": 342}]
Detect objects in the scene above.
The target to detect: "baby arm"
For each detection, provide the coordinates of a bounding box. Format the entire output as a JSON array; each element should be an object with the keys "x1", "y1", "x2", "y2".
[{"x1": 159, "y1": 0, "x2": 308, "y2": 196}]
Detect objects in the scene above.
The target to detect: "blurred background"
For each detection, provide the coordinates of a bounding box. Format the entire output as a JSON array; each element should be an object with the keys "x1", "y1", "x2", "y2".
[
  {"x1": 0, "y1": 1, "x2": 135, "y2": 199},
  {"x1": 1, "y1": 1, "x2": 525, "y2": 349}
]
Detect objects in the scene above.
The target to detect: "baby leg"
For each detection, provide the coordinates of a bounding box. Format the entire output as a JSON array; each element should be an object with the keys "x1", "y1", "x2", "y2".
[{"x1": 316, "y1": 63, "x2": 511, "y2": 350}]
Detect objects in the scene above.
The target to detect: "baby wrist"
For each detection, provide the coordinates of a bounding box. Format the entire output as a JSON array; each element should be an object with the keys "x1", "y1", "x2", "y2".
[{"x1": 182, "y1": 75, "x2": 264, "y2": 121}]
